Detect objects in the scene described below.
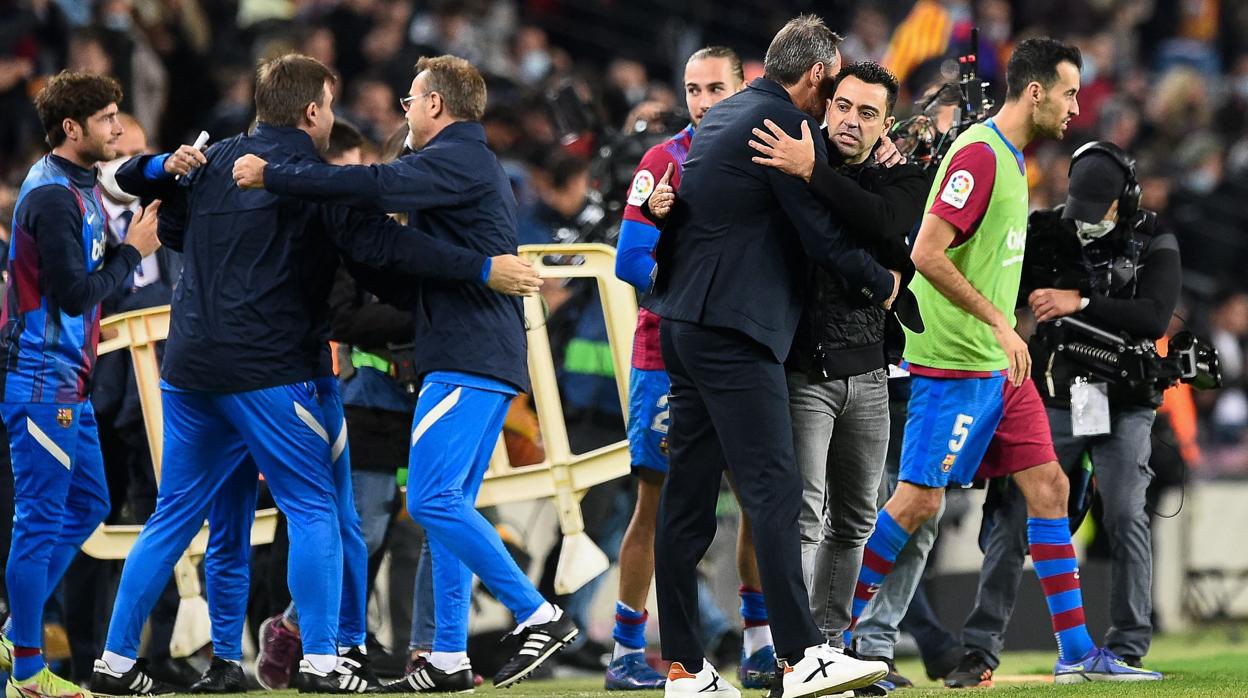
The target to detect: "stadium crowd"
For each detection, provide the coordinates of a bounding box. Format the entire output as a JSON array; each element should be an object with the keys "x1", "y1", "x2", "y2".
[{"x1": 0, "y1": 0, "x2": 1245, "y2": 694}]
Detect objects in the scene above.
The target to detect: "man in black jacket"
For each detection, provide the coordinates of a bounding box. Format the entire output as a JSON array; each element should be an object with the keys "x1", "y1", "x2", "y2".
[
  {"x1": 747, "y1": 62, "x2": 926, "y2": 684},
  {"x1": 644, "y1": 16, "x2": 899, "y2": 698},
  {"x1": 945, "y1": 142, "x2": 1178, "y2": 686}
]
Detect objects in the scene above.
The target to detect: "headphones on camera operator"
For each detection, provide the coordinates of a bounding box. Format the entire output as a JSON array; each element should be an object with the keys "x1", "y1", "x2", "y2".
[{"x1": 1068, "y1": 140, "x2": 1141, "y2": 223}]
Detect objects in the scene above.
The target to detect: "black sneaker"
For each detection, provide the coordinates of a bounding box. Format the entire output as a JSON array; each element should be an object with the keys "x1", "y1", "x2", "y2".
[
  {"x1": 189, "y1": 657, "x2": 247, "y2": 694},
  {"x1": 492, "y1": 609, "x2": 579, "y2": 688},
  {"x1": 856, "y1": 655, "x2": 913, "y2": 689},
  {"x1": 340, "y1": 648, "x2": 384, "y2": 687},
  {"x1": 91, "y1": 659, "x2": 178, "y2": 696},
  {"x1": 144, "y1": 657, "x2": 203, "y2": 690},
  {"x1": 925, "y1": 645, "x2": 966, "y2": 681},
  {"x1": 296, "y1": 657, "x2": 382, "y2": 694},
  {"x1": 385, "y1": 657, "x2": 474, "y2": 693},
  {"x1": 943, "y1": 651, "x2": 995, "y2": 689}
]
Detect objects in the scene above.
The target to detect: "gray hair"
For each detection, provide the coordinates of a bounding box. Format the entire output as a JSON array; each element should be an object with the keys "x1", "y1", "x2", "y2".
[{"x1": 763, "y1": 15, "x2": 843, "y2": 86}]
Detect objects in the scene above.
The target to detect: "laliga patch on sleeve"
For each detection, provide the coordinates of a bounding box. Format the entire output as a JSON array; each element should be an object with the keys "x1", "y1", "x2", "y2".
[
  {"x1": 940, "y1": 170, "x2": 975, "y2": 210},
  {"x1": 627, "y1": 169, "x2": 656, "y2": 206}
]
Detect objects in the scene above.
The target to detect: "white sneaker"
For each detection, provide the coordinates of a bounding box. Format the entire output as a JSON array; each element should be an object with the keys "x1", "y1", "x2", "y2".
[
  {"x1": 664, "y1": 660, "x2": 740, "y2": 697},
  {"x1": 781, "y1": 645, "x2": 887, "y2": 698}
]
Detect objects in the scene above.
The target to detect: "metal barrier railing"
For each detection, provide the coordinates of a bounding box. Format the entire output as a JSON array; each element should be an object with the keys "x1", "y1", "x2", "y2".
[{"x1": 78, "y1": 243, "x2": 636, "y2": 643}]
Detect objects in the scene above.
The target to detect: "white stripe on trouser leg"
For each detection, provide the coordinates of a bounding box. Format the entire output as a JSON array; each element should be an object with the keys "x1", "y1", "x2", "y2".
[
  {"x1": 410, "y1": 387, "x2": 461, "y2": 447},
  {"x1": 294, "y1": 402, "x2": 330, "y2": 443},
  {"x1": 26, "y1": 417, "x2": 71, "y2": 469},
  {"x1": 331, "y1": 420, "x2": 348, "y2": 461}
]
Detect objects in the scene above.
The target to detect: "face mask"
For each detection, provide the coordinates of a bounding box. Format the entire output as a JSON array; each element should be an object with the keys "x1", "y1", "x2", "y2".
[
  {"x1": 1081, "y1": 55, "x2": 1099, "y2": 84},
  {"x1": 104, "y1": 12, "x2": 132, "y2": 31},
  {"x1": 520, "y1": 51, "x2": 551, "y2": 84},
  {"x1": 1188, "y1": 169, "x2": 1218, "y2": 194},
  {"x1": 97, "y1": 158, "x2": 138, "y2": 204},
  {"x1": 1075, "y1": 218, "x2": 1115, "y2": 245}
]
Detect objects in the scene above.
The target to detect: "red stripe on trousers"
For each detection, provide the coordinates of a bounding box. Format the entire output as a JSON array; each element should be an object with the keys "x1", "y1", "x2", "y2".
[
  {"x1": 1030, "y1": 543, "x2": 1075, "y2": 562},
  {"x1": 1051, "y1": 607, "x2": 1087, "y2": 633}
]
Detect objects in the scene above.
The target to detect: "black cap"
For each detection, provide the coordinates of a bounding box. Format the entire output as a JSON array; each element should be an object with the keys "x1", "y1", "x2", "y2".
[{"x1": 1062, "y1": 151, "x2": 1127, "y2": 223}]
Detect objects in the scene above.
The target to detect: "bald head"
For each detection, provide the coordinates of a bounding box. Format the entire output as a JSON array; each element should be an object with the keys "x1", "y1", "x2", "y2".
[{"x1": 113, "y1": 113, "x2": 148, "y2": 158}]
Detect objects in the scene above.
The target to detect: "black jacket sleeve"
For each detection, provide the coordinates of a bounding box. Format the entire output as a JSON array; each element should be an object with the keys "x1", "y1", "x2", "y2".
[
  {"x1": 1080, "y1": 232, "x2": 1182, "y2": 340},
  {"x1": 766, "y1": 119, "x2": 894, "y2": 304},
  {"x1": 321, "y1": 206, "x2": 487, "y2": 282},
  {"x1": 807, "y1": 162, "x2": 928, "y2": 244},
  {"x1": 327, "y1": 266, "x2": 415, "y2": 348},
  {"x1": 24, "y1": 186, "x2": 142, "y2": 316},
  {"x1": 115, "y1": 154, "x2": 181, "y2": 201}
]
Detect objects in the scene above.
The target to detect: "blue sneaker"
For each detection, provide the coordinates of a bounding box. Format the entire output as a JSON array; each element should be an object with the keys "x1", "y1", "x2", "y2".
[
  {"x1": 604, "y1": 653, "x2": 665, "y2": 691},
  {"x1": 739, "y1": 645, "x2": 778, "y2": 689},
  {"x1": 1054, "y1": 647, "x2": 1163, "y2": 684}
]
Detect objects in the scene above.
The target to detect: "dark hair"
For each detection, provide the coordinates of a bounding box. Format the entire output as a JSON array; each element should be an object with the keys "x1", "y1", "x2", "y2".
[
  {"x1": 763, "y1": 15, "x2": 843, "y2": 86},
  {"x1": 1005, "y1": 38, "x2": 1082, "y2": 100},
  {"x1": 835, "y1": 61, "x2": 900, "y2": 116},
  {"x1": 415, "y1": 55, "x2": 486, "y2": 121},
  {"x1": 542, "y1": 150, "x2": 589, "y2": 190},
  {"x1": 688, "y1": 46, "x2": 745, "y2": 85},
  {"x1": 255, "y1": 54, "x2": 336, "y2": 128},
  {"x1": 326, "y1": 120, "x2": 365, "y2": 161},
  {"x1": 34, "y1": 70, "x2": 123, "y2": 148}
]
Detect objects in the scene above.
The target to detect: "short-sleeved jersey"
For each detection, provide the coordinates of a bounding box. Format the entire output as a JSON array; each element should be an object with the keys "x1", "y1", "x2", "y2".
[
  {"x1": 623, "y1": 124, "x2": 694, "y2": 371},
  {"x1": 1, "y1": 156, "x2": 110, "y2": 403},
  {"x1": 903, "y1": 120, "x2": 1029, "y2": 375}
]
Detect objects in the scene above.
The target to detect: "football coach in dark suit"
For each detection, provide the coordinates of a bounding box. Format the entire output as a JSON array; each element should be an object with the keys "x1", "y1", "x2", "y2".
[{"x1": 646, "y1": 16, "x2": 899, "y2": 698}]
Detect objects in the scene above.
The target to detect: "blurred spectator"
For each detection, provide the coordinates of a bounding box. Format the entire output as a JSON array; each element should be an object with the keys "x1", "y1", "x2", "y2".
[
  {"x1": 1208, "y1": 293, "x2": 1248, "y2": 442},
  {"x1": 840, "y1": 6, "x2": 892, "y2": 64},
  {"x1": 346, "y1": 74, "x2": 404, "y2": 143}
]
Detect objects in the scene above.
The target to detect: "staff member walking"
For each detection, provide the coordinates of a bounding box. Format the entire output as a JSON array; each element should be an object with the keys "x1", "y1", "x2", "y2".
[{"x1": 644, "y1": 15, "x2": 899, "y2": 698}]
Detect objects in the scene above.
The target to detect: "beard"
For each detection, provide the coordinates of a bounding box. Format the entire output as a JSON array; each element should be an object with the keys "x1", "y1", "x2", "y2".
[{"x1": 82, "y1": 137, "x2": 118, "y2": 166}]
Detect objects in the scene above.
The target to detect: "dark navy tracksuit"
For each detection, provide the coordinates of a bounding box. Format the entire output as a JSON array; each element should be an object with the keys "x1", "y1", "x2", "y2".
[
  {"x1": 102, "y1": 124, "x2": 490, "y2": 661},
  {"x1": 262, "y1": 121, "x2": 544, "y2": 652}
]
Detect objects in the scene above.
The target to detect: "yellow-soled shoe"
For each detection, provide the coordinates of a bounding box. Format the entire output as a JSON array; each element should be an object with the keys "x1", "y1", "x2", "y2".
[{"x1": 7, "y1": 667, "x2": 92, "y2": 698}]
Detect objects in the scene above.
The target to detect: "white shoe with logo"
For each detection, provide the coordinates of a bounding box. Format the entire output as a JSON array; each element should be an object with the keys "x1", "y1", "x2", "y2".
[
  {"x1": 781, "y1": 645, "x2": 887, "y2": 698},
  {"x1": 664, "y1": 660, "x2": 740, "y2": 697}
]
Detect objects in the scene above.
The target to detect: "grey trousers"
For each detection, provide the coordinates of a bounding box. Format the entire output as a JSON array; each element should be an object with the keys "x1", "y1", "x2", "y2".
[
  {"x1": 854, "y1": 395, "x2": 945, "y2": 659},
  {"x1": 789, "y1": 368, "x2": 890, "y2": 647},
  {"x1": 963, "y1": 404, "x2": 1157, "y2": 664}
]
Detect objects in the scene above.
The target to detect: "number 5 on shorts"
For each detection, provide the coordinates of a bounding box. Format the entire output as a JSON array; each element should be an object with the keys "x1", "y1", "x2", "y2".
[{"x1": 948, "y1": 414, "x2": 974, "y2": 452}]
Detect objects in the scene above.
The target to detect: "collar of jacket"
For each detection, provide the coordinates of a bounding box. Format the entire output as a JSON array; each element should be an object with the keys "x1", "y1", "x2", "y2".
[
  {"x1": 252, "y1": 122, "x2": 320, "y2": 158},
  {"x1": 48, "y1": 153, "x2": 97, "y2": 188},
  {"x1": 424, "y1": 120, "x2": 487, "y2": 148},
  {"x1": 748, "y1": 77, "x2": 798, "y2": 104}
]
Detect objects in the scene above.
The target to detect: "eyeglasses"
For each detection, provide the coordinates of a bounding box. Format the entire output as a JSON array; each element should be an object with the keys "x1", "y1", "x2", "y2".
[{"x1": 399, "y1": 91, "x2": 433, "y2": 113}]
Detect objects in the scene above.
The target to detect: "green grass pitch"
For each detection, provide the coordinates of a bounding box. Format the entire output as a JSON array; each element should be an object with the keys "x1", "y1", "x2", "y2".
[{"x1": 171, "y1": 625, "x2": 1248, "y2": 697}]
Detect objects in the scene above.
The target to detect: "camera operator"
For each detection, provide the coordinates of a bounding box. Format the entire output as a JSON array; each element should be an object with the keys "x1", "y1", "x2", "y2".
[{"x1": 947, "y1": 142, "x2": 1179, "y2": 685}]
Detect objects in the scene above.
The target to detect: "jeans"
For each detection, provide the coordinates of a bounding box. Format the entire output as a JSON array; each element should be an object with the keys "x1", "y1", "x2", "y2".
[
  {"x1": 963, "y1": 405, "x2": 1156, "y2": 664},
  {"x1": 854, "y1": 396, "x2": 949, "y2": 660},
  {"x1": 789, "y1": 368, "x2": 889, "y2": 646},
  {"x1": 285, "y1": 469, "x2": 397, "y2": 630},
  {"x1": 408, "y1": 541, "x2": 435, "y2": 652}
]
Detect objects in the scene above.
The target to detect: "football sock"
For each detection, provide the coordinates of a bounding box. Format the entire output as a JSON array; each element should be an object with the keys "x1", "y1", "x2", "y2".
[
  {"x1": 1028, "y1": 517, "x2": 1095, "y2": 663},
  {"x1": 612, "y1": 602, "x2": 647, "y2": 658}
]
